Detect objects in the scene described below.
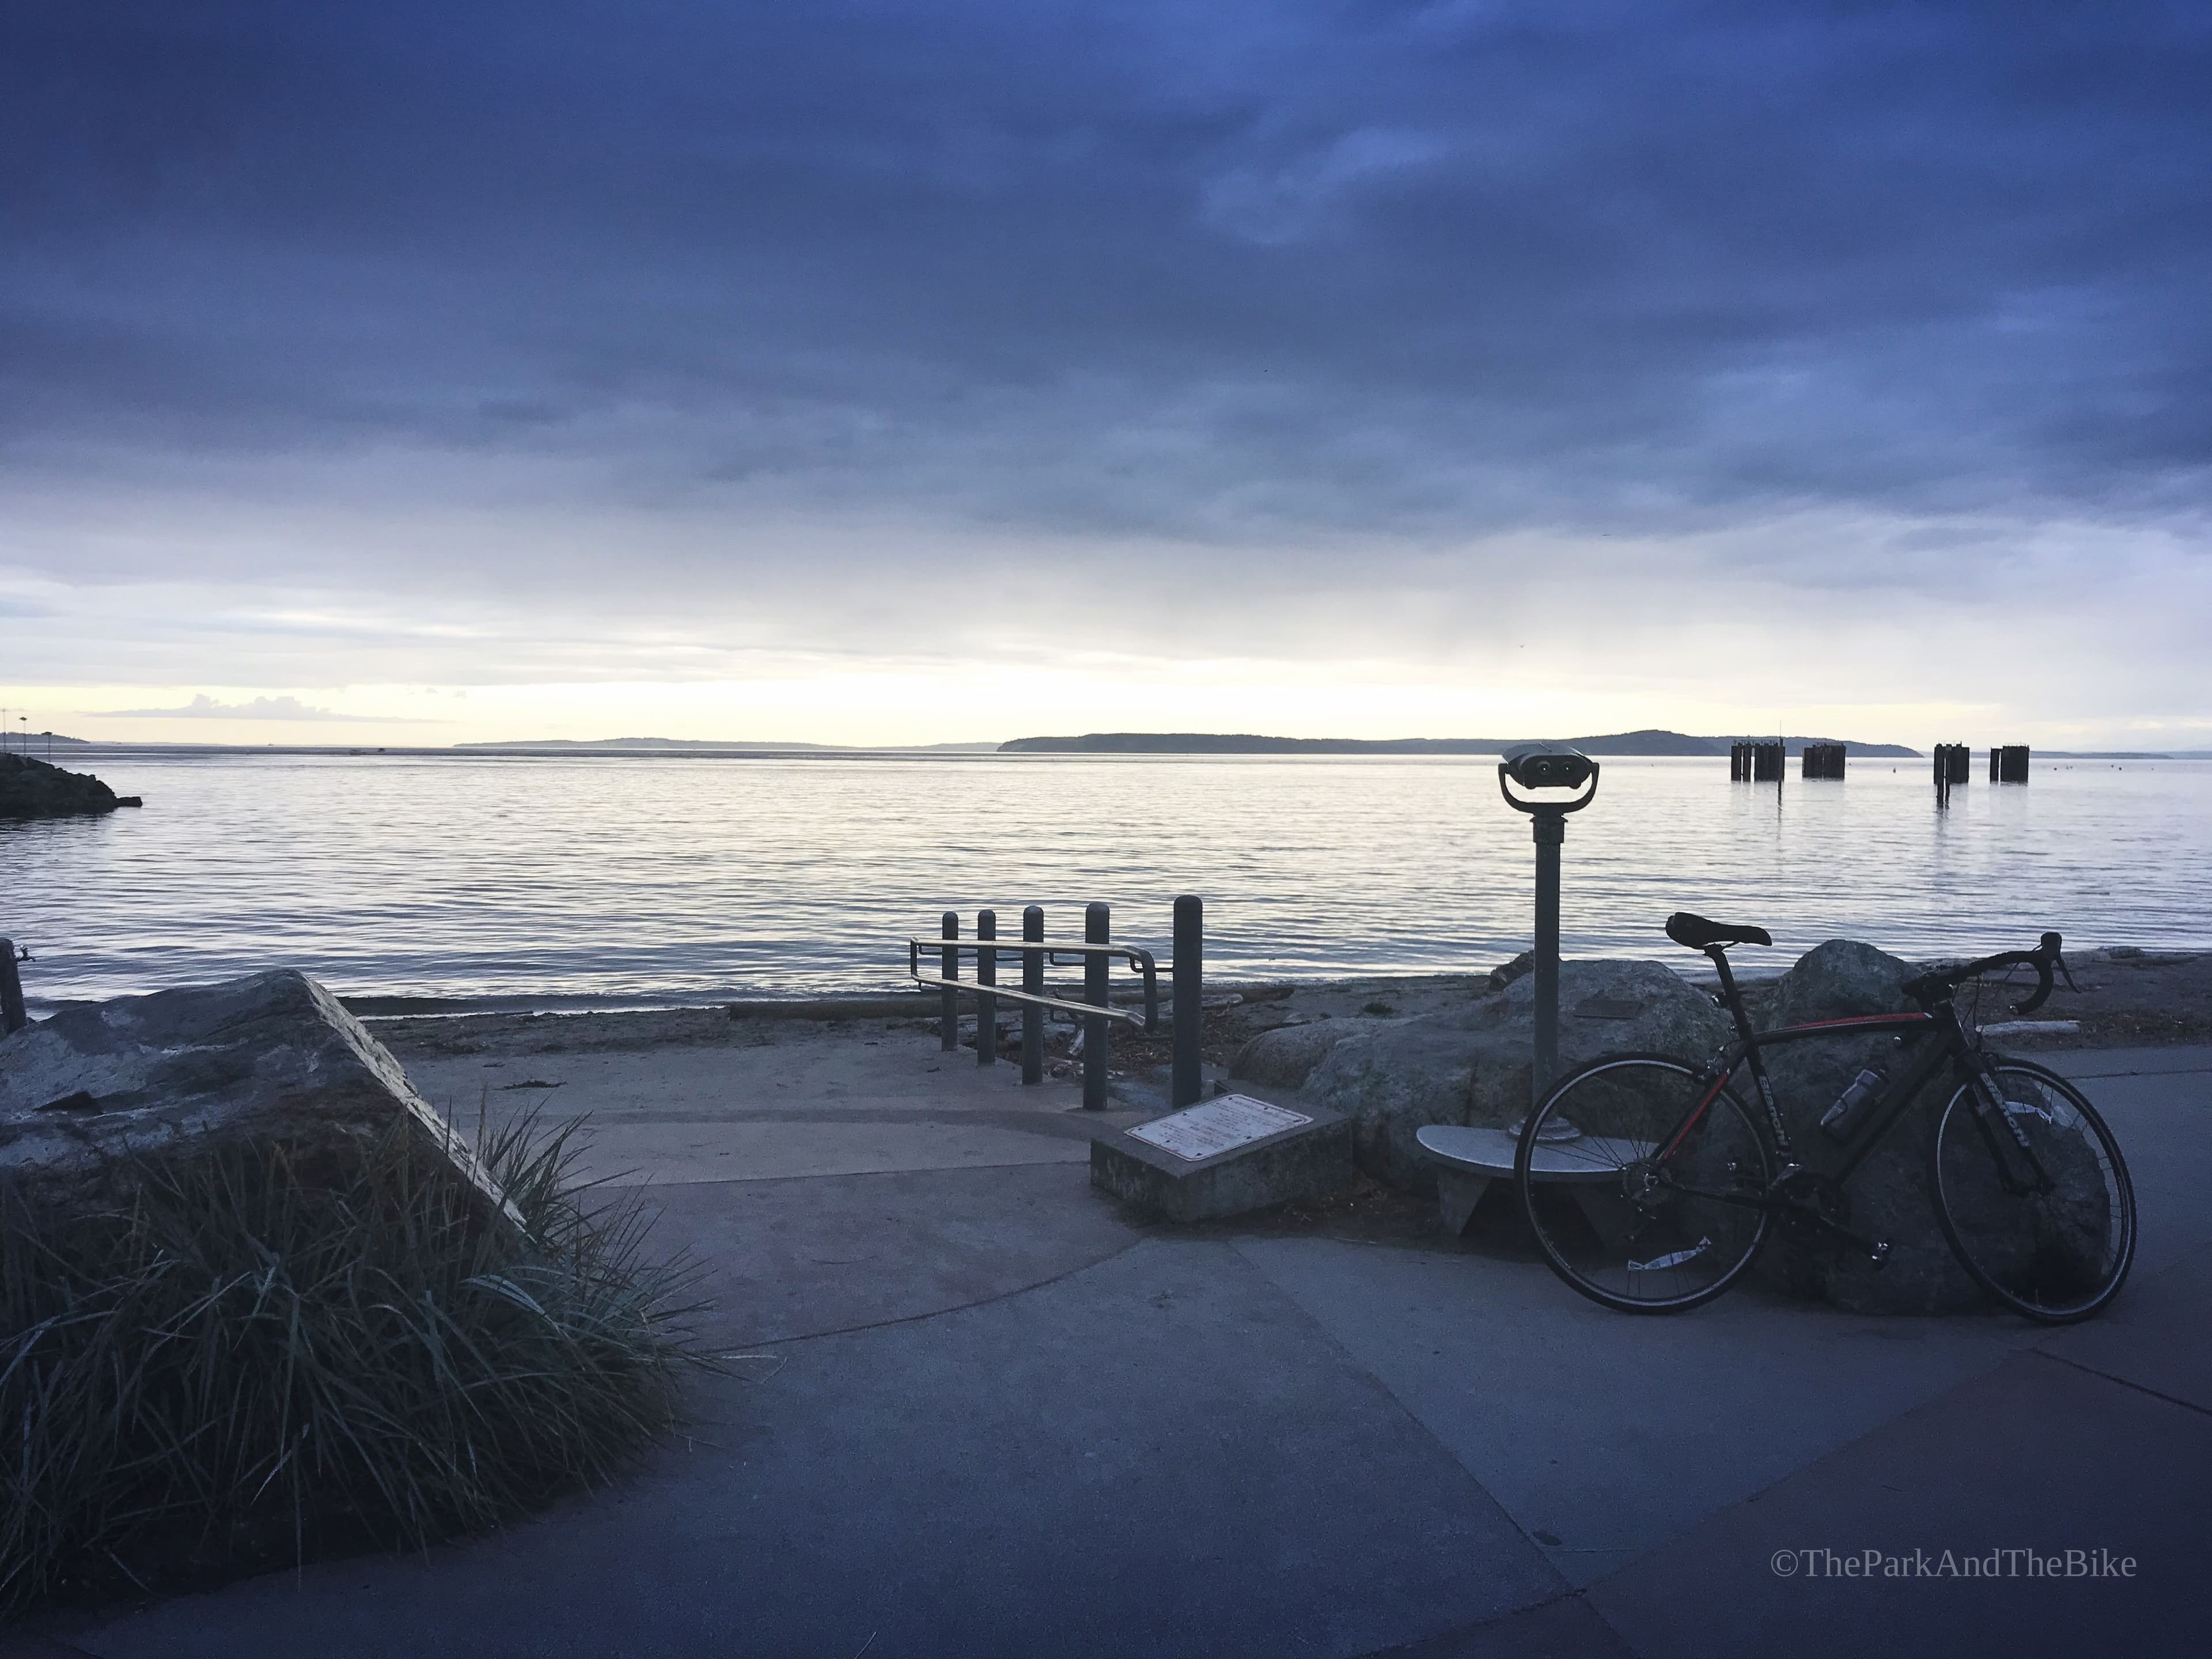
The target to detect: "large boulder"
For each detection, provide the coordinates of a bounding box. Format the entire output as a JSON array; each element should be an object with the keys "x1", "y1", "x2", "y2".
[
  {"x1": 1229, "y1": 1020, "x2": 1352, "y2": 1090},
  {"x1": 1304, "y1": 960, "x2": 1732, "y2": 1190},
  {"x1": 0, "y1": 970, "x2": 512, "y2": 1225},
  {"x1": 1753, "y1": 940, "x2": 1977, "y2": 1314}
]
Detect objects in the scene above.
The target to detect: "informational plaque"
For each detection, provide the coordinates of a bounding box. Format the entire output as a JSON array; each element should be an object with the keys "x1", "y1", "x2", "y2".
[{"x1": 1127, "y1": 1094, "x2": 1312, "y2": 1162}]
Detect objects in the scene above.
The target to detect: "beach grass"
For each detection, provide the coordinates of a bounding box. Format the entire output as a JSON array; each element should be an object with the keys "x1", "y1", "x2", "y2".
[{"x1": 0, "y1": 1107, "x2": 717, "y2": 1614}]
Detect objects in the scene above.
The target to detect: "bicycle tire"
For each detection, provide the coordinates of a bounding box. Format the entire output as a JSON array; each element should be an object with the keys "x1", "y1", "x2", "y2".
[
  {"x1": 1929, "y1": 1058, "x2": 2135, "y2": 1323},
  {"x1": 1516, "y1": 1054, "x2": 1774, "y2": 1313}
]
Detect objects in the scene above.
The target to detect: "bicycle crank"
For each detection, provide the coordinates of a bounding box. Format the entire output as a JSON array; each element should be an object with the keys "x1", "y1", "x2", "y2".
[{"x1": 1770, "y1": 1171, "x2": 1892, "y2": 1269}]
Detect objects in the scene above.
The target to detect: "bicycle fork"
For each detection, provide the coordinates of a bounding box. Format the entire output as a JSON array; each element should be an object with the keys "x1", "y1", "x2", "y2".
[{"x1": 1962, "y1": 1061, "x2": 2057, "y2": 1197}]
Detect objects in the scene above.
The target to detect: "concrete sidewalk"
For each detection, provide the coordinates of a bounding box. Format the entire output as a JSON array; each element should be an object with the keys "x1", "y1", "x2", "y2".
[{"x1": 36, "y1": 1039, "x2": 2212, "y2": 1658}]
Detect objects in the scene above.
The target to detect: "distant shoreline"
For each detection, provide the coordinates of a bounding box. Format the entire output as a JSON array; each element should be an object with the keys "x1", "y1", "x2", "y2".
[
  {"x1": 999, "y1": 728, "x2": 1923, "y2": 757},
  {"x1": 28, "y1": 733, "x2": 2212, "y2": 760}
]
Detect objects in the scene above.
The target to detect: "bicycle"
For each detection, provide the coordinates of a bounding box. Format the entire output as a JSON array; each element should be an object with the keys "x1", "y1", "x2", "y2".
[{"x1": 1512, "y1": 913, "x2": 2136, "y2": 1321}]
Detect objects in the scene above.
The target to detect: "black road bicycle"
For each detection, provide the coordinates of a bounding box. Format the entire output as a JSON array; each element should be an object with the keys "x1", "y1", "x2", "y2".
[{"x1": 1513, "y1": 913, "x2": 2136, "y2": 1321}]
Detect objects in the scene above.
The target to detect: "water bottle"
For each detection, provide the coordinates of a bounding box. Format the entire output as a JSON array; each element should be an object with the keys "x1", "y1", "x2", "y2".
[{"x1": 1820, "y1": 1068, "x2": 1885, "y2": 1141}]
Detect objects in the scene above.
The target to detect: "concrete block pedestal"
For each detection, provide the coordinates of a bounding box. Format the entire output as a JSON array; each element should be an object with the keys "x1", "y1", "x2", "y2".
[{"x1": 1091, "y1": 1094, "x2": 1353, "y2": 1222}]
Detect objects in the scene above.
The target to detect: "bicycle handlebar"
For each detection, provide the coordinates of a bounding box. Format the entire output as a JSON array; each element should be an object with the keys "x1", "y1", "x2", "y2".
[{"x1": 1902, "y1": 931, "x2": 2074, "y2": 1016}]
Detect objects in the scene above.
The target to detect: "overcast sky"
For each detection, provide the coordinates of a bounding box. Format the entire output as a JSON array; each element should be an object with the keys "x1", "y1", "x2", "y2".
[{"x1": 3, "y1": 1, "x2": 2207, "y2": 747}]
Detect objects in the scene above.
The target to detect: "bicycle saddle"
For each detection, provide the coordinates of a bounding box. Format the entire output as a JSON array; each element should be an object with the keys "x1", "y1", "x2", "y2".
[{"x1": 1665, "y1": 912, "x2": 1773, "y2": 950}]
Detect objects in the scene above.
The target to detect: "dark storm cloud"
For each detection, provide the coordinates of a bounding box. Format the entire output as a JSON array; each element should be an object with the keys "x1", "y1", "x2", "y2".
[{"x1": 3, "y1": 0, "x2": 2209, "y2": 560}]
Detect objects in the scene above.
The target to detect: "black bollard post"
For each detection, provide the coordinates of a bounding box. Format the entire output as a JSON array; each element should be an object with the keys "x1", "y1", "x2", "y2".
[
  {"x1": 1082, "y1": 902, "x2": 1110, "y2": 1111},
  {"x1": 0, "y1": 939, "x2": 24, "y2": 1036},
  {"x1": 1172, "y1": 894, "x2": 1203, "y2": 1108},
  {"x1": 1021, "y1": 904, "x2": 1044, "y2": 1085},
  {"x1": 1532, "y1": 816, "x2": 1564, "y2": 1100},
  {"x1": 939, "y1": 911, "x2": 959, "y2": 1052},
  {"x1": 975, "y1": 908, "x2": 997, "y2": 1067}
]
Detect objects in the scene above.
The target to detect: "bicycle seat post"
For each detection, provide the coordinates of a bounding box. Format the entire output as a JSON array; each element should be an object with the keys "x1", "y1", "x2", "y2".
[{"x1": 1706, "y1": 945, "x2": 1757, "y2": 1047}]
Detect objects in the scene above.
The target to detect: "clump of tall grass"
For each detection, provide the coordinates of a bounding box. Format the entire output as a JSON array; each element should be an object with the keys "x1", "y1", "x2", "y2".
[{"x1": 1, "y1": 1109, "x2": 715, "y2": 1613}]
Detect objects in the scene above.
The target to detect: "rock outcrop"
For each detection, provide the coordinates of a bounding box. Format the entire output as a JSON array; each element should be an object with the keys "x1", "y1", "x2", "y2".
[
  {"x1": 0, "y1": 752, "x2": 141, "y2": 819},
  {"x1": 1752, "y1": 940, "x2": 1978, "y2": 1314},
  {"x1": 1303, "y1": 960, "x2": 1733, "y2": 1189},
  {"x1": 0, "y1": 969, "x2": 512, "y2": 1225}
]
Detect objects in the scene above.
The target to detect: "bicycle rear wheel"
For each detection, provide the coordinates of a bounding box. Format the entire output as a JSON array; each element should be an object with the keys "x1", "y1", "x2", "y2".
[
  {"x1": 1516, "y1": 1055, "x2": 1773, "y2": 1313},
  {"x1": 1930, "y1": 1060, "x2": 2135, "y2": 1323}
]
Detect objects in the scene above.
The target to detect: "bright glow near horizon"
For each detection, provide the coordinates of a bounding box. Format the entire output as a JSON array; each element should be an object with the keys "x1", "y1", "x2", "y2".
[{"x1": 4, "y1": 7, "x2": 2207, "y2": 751}]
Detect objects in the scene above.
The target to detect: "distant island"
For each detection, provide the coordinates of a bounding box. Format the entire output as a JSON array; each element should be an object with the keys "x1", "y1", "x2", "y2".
[
  {"x1": 998, "y1": 728, "x2": 1922, "y2": 757},
  {"x1": 454, "y1": 737, "x2": 999, "y2": 753}
]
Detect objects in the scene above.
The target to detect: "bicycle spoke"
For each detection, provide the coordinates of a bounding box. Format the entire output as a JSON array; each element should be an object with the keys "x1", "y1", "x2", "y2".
[
  {"x1": 1931, "y1": 1063, "x2": 2135, "y2": 1322},
  {"x1": 1517, "y1": 1058, "x2": 1772, "y2": 1313}
]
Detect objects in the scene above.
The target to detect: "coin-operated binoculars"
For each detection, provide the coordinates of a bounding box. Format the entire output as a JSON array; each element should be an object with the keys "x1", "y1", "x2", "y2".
[{"x1": 1498, "y1": 744, "x2": 1601, "y2": 1105}]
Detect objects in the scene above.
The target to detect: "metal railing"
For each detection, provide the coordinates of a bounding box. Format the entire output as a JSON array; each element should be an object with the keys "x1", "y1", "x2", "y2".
[{"x1": 908, "y1": 896, "x2": 1203, "y2": 1111}]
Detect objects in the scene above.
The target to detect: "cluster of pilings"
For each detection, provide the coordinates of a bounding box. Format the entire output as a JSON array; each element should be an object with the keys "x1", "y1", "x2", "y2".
[
  {"x1": 1930, "y1": 743, "x2": 2029, "y2": 802},
  {"x1": 1729, "y1": 741, "x2": 1785, "y2": 782},
  {"x1": 1729, "y1": 741, "x2": 2032, "y2": 800}
]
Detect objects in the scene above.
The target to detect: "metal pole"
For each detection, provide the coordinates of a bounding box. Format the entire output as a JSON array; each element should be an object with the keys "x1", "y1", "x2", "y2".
[
  {"x1": 1172, "y1": 894, "x2": 1203, "y2": 1108},
  {"x1": 975, "y1": 908, "x2": 997, "y2": 1067},
  {"x1": 939, "y1": 911, "x2": 959, "y2": 1052},
  {"x1": 1532, "y1": 813, "x2": 1564, "y2": 1106},
  {"x1": 1082, "y1": 902, "x2": 1110, "y2": 1111},
  {"x1": 0, "y1": 940, "x2": 25, "y2": 1036},
  {"x1": 1021, "y1": 904, "x2": 1044, "y2": 1085}
]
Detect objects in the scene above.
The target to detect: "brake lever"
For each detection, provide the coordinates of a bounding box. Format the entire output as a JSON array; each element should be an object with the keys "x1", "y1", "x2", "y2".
[
  {"x1": 2038, "y1": 930, "x2": 2075, "y2": 994},
  {"x1": 2012, "y1": 945, "x2": 2057, "y2": 1017}
]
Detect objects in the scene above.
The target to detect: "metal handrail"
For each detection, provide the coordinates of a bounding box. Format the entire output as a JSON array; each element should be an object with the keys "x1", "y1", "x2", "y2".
[
  {"x1": 903, "y1": 938, "x2": 1155, "y2": 964},
  {"x1": 907, "y1": 937, "x2": 1158, "y2": 1033}
]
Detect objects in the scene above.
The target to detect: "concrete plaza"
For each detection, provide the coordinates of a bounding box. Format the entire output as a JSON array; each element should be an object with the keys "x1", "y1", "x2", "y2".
[{"x1": 27, "y1": 1032, "x2": 2210, "y2": 1658}]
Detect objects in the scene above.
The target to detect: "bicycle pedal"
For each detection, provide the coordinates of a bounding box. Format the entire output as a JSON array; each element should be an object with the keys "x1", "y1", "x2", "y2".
[{"x1": 1869, "y1": 1240, "x2": 1892, "y2": 1271}]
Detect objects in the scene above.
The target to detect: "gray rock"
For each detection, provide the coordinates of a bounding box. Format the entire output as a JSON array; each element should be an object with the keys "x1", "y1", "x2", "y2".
[
  {"x1": 0, "y1": 969, "x2": 513, "y2": 1225},
  {"x1": 1230, "y1": 1020, "x2": 1350, "y2": 1090},
  {"x1": 1770, "y1": 938, "x2": 1913, "y2": 1025},
  {"x1": 1487, "y1": 950, "x2": 1535, "y2": 992},
  {"x1": 1305, "y1": 960, "x2": 1732, "y2": 1190},
  {"x1": 1752, "y1": 940, "x2": 1978, "y2": 1314}
]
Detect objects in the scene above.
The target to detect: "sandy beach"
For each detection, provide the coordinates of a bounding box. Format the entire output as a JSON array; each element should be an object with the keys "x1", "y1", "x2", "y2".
[{"x1": 369, "y1": 944, "x2": 2212, "y2": 1084}]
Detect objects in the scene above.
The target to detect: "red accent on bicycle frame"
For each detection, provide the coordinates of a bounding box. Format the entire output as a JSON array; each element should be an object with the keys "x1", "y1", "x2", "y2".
[
  {"x1": 1658, "y1": 1073, "x2": 1732, "y2": 1161},
  {"x1": 1774, "y1": 1013, "x2": 1936, "y2": 1034}
]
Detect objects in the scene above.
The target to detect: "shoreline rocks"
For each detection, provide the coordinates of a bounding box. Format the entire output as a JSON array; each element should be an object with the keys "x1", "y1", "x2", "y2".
[
  {"x1": 0, "y1": 969, "x2": 513, "y2": 1227},
  {"x1": 1302, "y1": 960, "x2": 1732, "y2": 1190},
  {"x1": 0, "y1": 752, "x2": 141, "y2": 819}
]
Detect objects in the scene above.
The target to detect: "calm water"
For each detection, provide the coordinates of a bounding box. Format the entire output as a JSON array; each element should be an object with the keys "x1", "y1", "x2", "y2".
[{"x1": 3, "y1": 751, "x2": 2207, "y2": 1011}]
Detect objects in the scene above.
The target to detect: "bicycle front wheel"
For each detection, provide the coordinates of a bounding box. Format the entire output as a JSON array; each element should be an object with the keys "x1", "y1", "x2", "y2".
[
  {"x1": 1930, "y1": 1059, "x2": 2135, "y2": 1323},
  {"x1": 1516, "y1": 1055, "x2": 1773, "y2": 1313}
]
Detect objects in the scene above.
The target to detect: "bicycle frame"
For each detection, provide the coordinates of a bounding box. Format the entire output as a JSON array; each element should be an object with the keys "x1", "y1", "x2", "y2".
[{"x1": 1661, "y1": 948, "x2": 2006, "y2": 1192}]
